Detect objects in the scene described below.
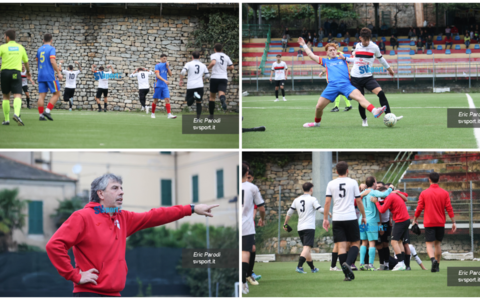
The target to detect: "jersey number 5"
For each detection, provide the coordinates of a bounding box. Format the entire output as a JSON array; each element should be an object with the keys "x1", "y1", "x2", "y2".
[
  {"x1": 220, "y1": 56, "x2": 224, "y2": 65},
  {"x1": 339, "y1": 183, "x2": 346, "y2": 198},
  {"x1": 300, "y1": 200, "x2": 305, "y2": 212},
  {"x1": 40, "y1": 52, "x2": 45, "y2": 63}
]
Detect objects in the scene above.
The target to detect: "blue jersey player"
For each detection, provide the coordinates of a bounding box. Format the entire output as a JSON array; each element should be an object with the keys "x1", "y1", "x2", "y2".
[
  {"x1": 36, "y1": 33, "x2": 62, "y2": 121},
  {"x1": 297, "y1": 37, "x2": 386, "y2": 128},
  {"x1": 152, "y1": 54, "x2": 176, "y2": 119}
]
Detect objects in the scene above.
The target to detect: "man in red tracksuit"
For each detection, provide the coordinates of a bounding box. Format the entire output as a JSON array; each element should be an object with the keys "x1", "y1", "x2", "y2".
[
  {"x1": 371, "y1": 189, "x2": 409, "y2": 271},
  {"x1": 46, "y1": 174, "x2": 218, "y2": 297},
  {"x1": 413, "y1": 172, "x2": 456, "y2": 273}
]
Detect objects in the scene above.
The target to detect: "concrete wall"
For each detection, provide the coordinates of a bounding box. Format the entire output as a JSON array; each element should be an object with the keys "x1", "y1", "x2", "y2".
[{"x1": 0, "y1": 4, "x2": 239, "y2": 112}]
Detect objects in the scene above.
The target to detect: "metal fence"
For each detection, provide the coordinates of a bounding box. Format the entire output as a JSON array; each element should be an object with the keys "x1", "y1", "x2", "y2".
[{"x1": 242, "y1": 24, "x2": 271, "y2": 39}]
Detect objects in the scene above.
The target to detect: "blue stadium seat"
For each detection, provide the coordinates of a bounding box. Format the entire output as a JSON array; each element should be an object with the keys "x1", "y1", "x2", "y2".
[
  {"x1": 466, "y1": 49, "x2": 472, "y2": 54},
  {"x1": 289, "y1": 48, "x2": 295, "y2": 53},
  {"x1": 343, "y1": 47, "x2": 348, "y2": 52},
  {"x1": 427, "y1": 50, "x2": 433, "y2": 55},
  {"x1": 338, "y1": 42, "x2": 342, "y2": 47},
  {"x1": 437, "y1": 45, "x2": 442, "y2": 50},
  {"x1": 475, "y1": 44, "x2": 480, "y2": 49},
  {"x1": 337, "y1": 33, "x2": 342, "y2": 38},
  {"x1": 455, "y1": 35, "x2": 460, "y2": 41},
  {"x1": 389, "y1": 50, "x2": 395, "y2": 55},
  {"x1": 353, "y1": 42, "x2": 357, "y2": 47},
  {"x1": 381, "y1": 37, "x2": 386, "y2": 41},
  {"x1": 455, "y1": 45, "x2": 461, "y2": 50},
  {"x1": 317, "y1": 42, "x2": 323, "y2": 47},
  {"x1": 410, "y1": 41, "x2": 415, "y2": 46},
  {"x1": 436, "y1": 35, "x2": 442, "y2": 41},
  {"x1": 409, "y1": 50, "x2": 415, "y2": 55},
  {"x1": 445, "y1": 49, "x2": 451, "y2": 55}
]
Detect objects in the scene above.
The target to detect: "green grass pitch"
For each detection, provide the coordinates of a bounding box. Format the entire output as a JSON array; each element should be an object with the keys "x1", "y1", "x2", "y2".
[
  {"x1": 0, "y1": 110, "x2": 238, "y2": 148},
  {"x1": 242, "y1": 93, "x2": 480, "y2": 149},
  {"x1": 245, "y1": 261, "x2": 480, "y2": 297}
]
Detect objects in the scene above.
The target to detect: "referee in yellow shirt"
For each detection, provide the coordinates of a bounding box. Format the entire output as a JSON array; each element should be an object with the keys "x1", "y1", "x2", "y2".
[{"x1": 0, "y1": 29, "x2": 31, "y2": 125}]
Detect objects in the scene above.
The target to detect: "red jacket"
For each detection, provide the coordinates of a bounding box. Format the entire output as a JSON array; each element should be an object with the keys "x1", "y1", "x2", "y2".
[
  {"x1": 46, "y1": 202, "x2": 192, "y2": 296},
  {"x1": 415, "y1": 184, "x2": 454, "y2": 227},
  {"x1": 376, "y1": 191, "x2": 410, "y2": 223}
]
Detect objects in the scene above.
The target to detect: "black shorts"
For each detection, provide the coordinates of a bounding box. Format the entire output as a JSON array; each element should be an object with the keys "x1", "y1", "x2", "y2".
[
  {"x1": 332, "y1": 219, "x2": 360, "y2": 243},
  {"x1": 242, "y1": 234, "x2": 255, "y2": 252},
  {"x1": 378, "y1": 222, "x2": 392, "y2": 243},
  {"x1": 350, "y1": 76, "x2": 381, "y2": 95},
  {"x1": 22, "y1": 85, "x2": 29, "y2": 93},
  {"x1": 139, "y1": 88, "x2": 149, "y2": 97},
  {"x1": 402, "y1": 226, "x2": 411, "y2": 244},
  {"x1": 210, "y1": 79, "x2": 228, "y2": 94},
  {"x1": 425, "y1": 226, "x2": 445, "y2": 242},
  {"x1": 298, "y1": 229, "x2": 315, "y2": 247},
  {"x1": 96, "y1": 88, "x2": 108, "y2": 98},
  {"x1": 64, "y1": 88, "x2": 75, "y2": 101},
  {"x1": 1, "y1": 69, "x2": 22, "y2": 95},
  {"x1": 275, "y1": 80, "x2": 285, "y2": 87},
  {"x1": 186, "y1": 87, "x2": 204, "y2": 106},
  {"x1": 391, "y1": 219, "x2": 411, "y2": 241}
]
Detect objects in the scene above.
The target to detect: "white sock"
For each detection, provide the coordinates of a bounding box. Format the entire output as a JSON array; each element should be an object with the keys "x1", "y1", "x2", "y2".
[
  {"x1": 46, "y1": 108, "x2": 51, "y2": 113},
  {"x1": 314, "y1": 122, "x2": 320, "y2": 125}
]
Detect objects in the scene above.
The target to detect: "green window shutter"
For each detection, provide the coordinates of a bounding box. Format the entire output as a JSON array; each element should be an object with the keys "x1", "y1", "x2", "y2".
[
  {"x1": 192, "y1": 175, "x2": 199, "y2": 203},
  {"x1": 160, "y1": 152, "x2": 172, "y2": 155},
  {"x1": 28, "y1": 201, "x2": 43, "y2": 234},
  {"x1": 161, "y1": 179, "x2": 172, "y2": 206},
  {"x1": 216, "y1": 169, "x2": 224, "y2": 199},
  {"x1": 237, "y1": 165, "x2": 239, "y2": 195}
]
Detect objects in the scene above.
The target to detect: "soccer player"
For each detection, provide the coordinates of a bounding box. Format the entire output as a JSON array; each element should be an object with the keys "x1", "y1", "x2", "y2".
[
  {"x1": 297, "y1": 37, "x2": 386, "y2": 128},
  {"x1": 389, "y1": 244, "x2": 427, "y2": 270},
  {"x1": 242, "y1": 163, "x2": 265, "y2": 294},
  {"x1": 357, "y1": 177, "x2": 393, "y2": 271},
  {"x1": 371, "y1": 185, "x2": 393, "y2": 271},
  {"x1": 413, "y1": 172, "x2": 456, "y2": 272},
  {"x1": 129, "y1": 67, "x2": 154, "y2": 112},
  {"x1": 319, "y1": 70, "x2": 352, "y2": 112},
  {"x1": 91, "y1": 64, "x2": 114, "y2": 112},
  {"x1": 1, "y1": 29, "x2": 31, "y2": 126},
  {"x1": 152, "y1": 54, "x2": 176, "y2": 119},
  {"x1": 21, "y1": 64, "x2": 35, "y2": 109},
  {"x1": 246, "y1": 169, "x2": 262, "y2": 282},
  {"x1": 284, "y1": 182, "x2": 323, "y2": 274},
  {"x1": 371, "y1": 188, "x2": 410, "y2": 271},
  {"x1": 323, "y1": 161, "x2": 367, "y2": 281},
  {"x1": 60, "y1": 60, "x2": 82, "y2": 111},
  {"x1": 36, "y1": 33, "x2": 63, "y2": 121},
  {"x1": 207, "y1": 43, "x2": 234, "y2": 117},
  {"x1": 346, "y1": 28, "x2": 403, "y2": 127},
  {"x1": 269, "y1": 54, "x2": 288, "y2": 102},
  {"x1": 180, "y1": 51, "x2": 210, "y2": 120}
]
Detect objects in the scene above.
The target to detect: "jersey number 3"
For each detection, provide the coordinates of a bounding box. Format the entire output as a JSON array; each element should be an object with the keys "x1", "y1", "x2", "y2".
[
  {"x1": 300, "y1": 200, "x2": 305, "y2": 212},
  {"x1": 195, "y1": 65, "x2": 200, "y2": 74}
]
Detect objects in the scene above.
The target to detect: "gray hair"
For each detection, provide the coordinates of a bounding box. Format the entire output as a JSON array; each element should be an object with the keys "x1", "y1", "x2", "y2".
[{"x1": 90, "y1": 174, "x2": 123, "y2": 203}]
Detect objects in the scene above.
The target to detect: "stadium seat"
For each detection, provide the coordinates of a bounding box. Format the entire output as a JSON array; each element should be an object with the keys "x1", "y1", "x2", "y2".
[
  {"x1": 475, "y1": 44, "x2": 480, "y2": 49},
  {"x1": 317, "y1": 42, "x2": 323, "y2": 47},
  {"x1": 445, "y1": 49, "x2": 451, "y2": 55},
  {"x1": 353, "y1": 42, "x2": 357, "y2": 47},
  {"x1": 437, "y1": 45, "x2": 442, "y2": 50},
  {"x1": 389, "y1": 50, "x2": 395, "y2": 55},
  {"x1": 338, "y1": 42, "x2": 342, "y2": 47},
  {"x1": 436, "y1": 35, "x2": 442, "y2": 41},
  {"x1": 409, "y1": 50, "x2": 415, "y2": 55},
  {"x1": 466, "y1": 49, "x2": 472, "y2": 54},
  {"x1": 427, "y1": 50, "x2": 433, "y2": 55},
  {"x1": 455, "y1": 45, "x2": 461, "y2": 50},
  {"x1": 343, "y1": 47, "x2": 348, "y2": 52},
  {"x1": 337, "y1": 33, "x2": 342, "y2": 38},
  {"x1": 381, "y1": 37, "x2": 386, "y2": 41},
  {"x1": 289, "y1": 48, "x2": 295, "y2": 53},
  {"x1": 455, "y1": 35, "x2": 460, "y2": 40},
  {"x1": 410, "y1": 41, "x2": 415, "y2": 46}
]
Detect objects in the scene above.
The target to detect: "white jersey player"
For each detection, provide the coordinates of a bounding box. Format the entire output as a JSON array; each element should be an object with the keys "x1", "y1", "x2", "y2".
[
  {"x1": 284, "y1": 182, "x2": 323, "y2": 274},
  {"x1": 270, "y1": 54, "x2": 288, "y2": 102},
  {"x1": 129, "y1": 68, "x2": 154, "y2": 111},
  {"x1": 393, "y1": 244, "x2": 426, "y2": 270},
  {"x1": 91, "y1": 64, "x2": 114, "y2": 112},
  {"x1": 180, "y1": 51, "x2": 210, "y2": 119},
  {"x1": 207, "y1": 43, "x2": 234, "y2": 116},
  {"x1": 59, "y1": 60, "x2": 82, "y2": 111},
  {"x1": 21, "y1": 64, "x2": 35, "y2": 109}
]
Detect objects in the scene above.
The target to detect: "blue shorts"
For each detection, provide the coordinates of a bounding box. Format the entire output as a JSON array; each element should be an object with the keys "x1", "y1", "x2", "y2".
[
  {"x1": 153, "y1": 86, "x2": 170, "y2": 99},
  {"x1": 38, "y1": 80, "x2": 61, "y2": 93},
  {"x1": 320, "y1": 82, "x2": 356, "y2": 102},
  {"x1": 359, "y1": 222, "x2": 379, "y2": 241}
]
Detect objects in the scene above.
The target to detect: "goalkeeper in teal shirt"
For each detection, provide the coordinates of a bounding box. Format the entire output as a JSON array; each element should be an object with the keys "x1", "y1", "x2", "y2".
[{"x1": 358, "y1": 177, "x2": 394, "y2": 270}]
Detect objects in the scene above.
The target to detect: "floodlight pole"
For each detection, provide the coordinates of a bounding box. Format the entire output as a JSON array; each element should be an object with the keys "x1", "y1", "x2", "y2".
[
  {"x1": 206, "y1": 216, "x2": 212, "y2": 297},
  {"x1": 278, "y1": 185, "x2": 281, "y2": 254}
]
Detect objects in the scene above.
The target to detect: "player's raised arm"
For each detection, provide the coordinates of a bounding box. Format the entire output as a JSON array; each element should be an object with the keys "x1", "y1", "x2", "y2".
[
  {"x1": 107, "y1": 65, "x2": 115, "y2": 73},
  {"x1": 298, "y1": 37, "x2": 320, "y2": 63},
  {"x1": 91, "y1": 64, "x2": 96, "y2": 73},
  {"x1": 75, "y1": 61, "x2": 82, "y2": 72},
  {"x1": 51, "y1": 56, "x2": 62, "y2": 81}
]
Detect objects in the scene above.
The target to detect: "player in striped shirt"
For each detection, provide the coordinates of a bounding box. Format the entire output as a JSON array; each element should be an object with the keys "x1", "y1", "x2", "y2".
[
  {"x1": 36, "y1": 33, "x2": 63, "y2": 121},
  {"x1": 346, "y1": 28, "x2": 403, "y2": 127},
  {"x1": 297, "y1": 37, "x2": 386, "y2": 128},
  {"x1": 269, "y1": 55, "x2": 288, "y2": 102}
]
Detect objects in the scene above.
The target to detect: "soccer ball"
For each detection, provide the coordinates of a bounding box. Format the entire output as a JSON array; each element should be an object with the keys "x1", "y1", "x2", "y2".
[{"x1": 383, "y1": 113, "x2": 397, "y2": 127}]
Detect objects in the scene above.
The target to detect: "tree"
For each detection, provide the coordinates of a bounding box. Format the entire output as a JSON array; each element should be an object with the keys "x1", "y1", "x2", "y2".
[
  {"x1": 50, "y1": 196, "x2": 85, "y2": 229},
  {"x1": 0, "y1": 189, "x2": 27, "y2": 252},
  {"x1": 393, "y1": 4, "x2": 409, "y2": 27}
]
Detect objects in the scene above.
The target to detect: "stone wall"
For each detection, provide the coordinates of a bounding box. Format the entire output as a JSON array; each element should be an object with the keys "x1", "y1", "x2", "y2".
[
  {"x1": 252, "y1": 152, "x2": 400, "y2": 222},
  {"x1": 0, "y1": 4, "x2": 239, "y2": 112}
]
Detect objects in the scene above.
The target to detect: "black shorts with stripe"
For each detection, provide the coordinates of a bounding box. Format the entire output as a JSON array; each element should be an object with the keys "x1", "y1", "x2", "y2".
[
  {"x1": 1, "y1": 69, "x2": 22, "y2": 95},
  {"x1": 350, "y1": 76, "x2": 381, "y2": 95}
]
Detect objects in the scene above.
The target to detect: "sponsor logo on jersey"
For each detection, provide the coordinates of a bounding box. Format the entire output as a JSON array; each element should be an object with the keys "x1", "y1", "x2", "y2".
[
  {"x1": 94, "y1": 71, "x2": 122, "y2": 81},
  {"x1": 8, "y1": 47, "x2": 19, "y2": 51}
]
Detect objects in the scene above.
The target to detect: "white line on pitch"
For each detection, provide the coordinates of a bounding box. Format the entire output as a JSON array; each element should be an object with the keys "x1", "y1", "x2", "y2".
[
  {"x1": 466, "y1": 93, "x2": 480, "y2": 148},
  {"x1": 243, "y1": 107, "x2": 463, "y2": 109}
]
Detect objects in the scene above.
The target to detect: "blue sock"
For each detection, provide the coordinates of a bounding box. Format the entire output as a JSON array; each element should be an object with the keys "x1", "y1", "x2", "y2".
[
  {"x1": 369, "y1": 247, "x2": 376, "y2": 265},
  {"x1": 360, "y1": 245, "x2": 367, "y2": 265}
]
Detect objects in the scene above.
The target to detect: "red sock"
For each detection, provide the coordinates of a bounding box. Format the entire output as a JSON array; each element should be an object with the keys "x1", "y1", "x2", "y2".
[
  {"x1": 47, "y1": 102, "x2": 54, "y2": 110},
  {"x1": 38, "y1": 106, "x2": 44, "y2": 114},
  {"x1": 152, "y1": 103, "x2": 156, "y2": 113},
  {"x1": 367, "y1": 104, "x2": 374, "y2": 113},
  {"x1": 166, "y1": 103, "x2": 171, "y2": 114},
  {"x1": 315, "y1": 118, "x2": 321, "y2": 123}
]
